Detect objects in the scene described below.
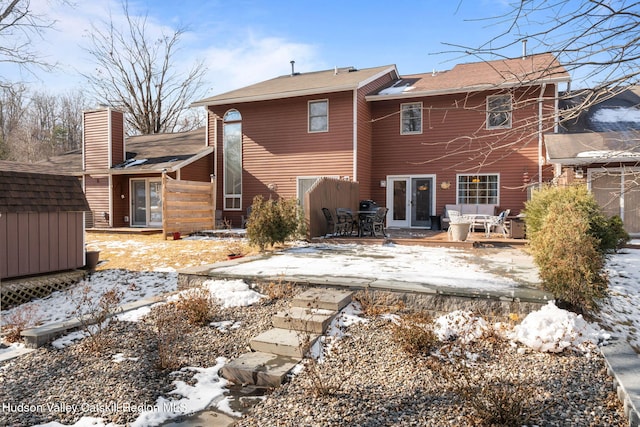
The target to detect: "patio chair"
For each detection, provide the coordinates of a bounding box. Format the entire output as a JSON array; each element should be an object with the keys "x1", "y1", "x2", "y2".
[
  {"x1": 487, "y1": 209, "x2": 511, "y2": 238},
  {"x1": 322, "y1": 207, "x2": 344, "y2": 236},
  {"x1": 336, "y1": 208, "x2": 356, "y2": 236},
  {"x1": 361, "y1": 206, "x2": 387, "y2": 237}
]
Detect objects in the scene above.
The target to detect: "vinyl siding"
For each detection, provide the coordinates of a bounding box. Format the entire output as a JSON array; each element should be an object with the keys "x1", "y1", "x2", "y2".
[
  {"x1": 370, "y1": 85, "x2": 558, "y2": 215},
  {"x1": 83, "y1": 109, "x2": 125, "y2": 170},
  {"x1": 85, "y1": 176, "x2": 110, "y2": 227}
]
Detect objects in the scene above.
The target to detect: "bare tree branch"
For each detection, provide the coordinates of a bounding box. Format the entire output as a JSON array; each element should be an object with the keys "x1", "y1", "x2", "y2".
[{"x1": 82, "y1": 1, "x2": 207, "y2": 135}]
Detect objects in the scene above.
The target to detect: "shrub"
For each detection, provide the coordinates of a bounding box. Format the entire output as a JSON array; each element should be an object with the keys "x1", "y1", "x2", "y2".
[
  {"x1": 3, "y1": 304, "x2": 43, "y2": 343},
  {"x1": 353, "y1": 288, "x2": 405, "y2": 317},
  {"x1": 391, "y1": 312, "x2": 438, "y2": 355},
  {"x1": 524, "y1": 184, "x2": 629, "y2": 253},
  {"x1": 246, "y1": 195, "x2": 304, "y2": 250},
  {"x1": 70, "y1": 284, "x2": 124, "y2": 353},
  {"x1": 528, "y1": 201, "x2": 607, "y2": 313},
  {"x1": 148, "y1": 303, "x2": 189, "y2": 370},
  {"x1": 175, "y1": 287, "x2": 215, "y2": 326}
]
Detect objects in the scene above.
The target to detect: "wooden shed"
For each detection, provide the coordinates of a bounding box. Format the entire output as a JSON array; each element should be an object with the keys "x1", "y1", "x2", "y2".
[{"x1": 0, "y1": 170, "x2": 90, "y2": 280}]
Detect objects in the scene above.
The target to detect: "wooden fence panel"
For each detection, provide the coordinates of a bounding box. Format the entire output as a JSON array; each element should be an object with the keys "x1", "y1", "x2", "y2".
[
  {"x1": 305, "y1": 178, "x2": 359, "y2": 238},
  {"x1": 162, "y1": 174, "x2": 215, "y2": 239}
]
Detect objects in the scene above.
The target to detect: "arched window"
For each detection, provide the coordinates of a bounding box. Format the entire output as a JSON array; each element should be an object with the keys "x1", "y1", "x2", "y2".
[{"x1": 223, "y1": 109, "x2": 242, "y2": 210}]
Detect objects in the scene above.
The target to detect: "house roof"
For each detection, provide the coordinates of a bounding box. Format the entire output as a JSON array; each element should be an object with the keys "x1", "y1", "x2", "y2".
[
  {"x1": 35, "y1": 126, "x2": 209, "y2": 175},
  {"x1": 191, "y1": 65, "x2": 399, "y2": 106},
  {"x1": 545, "y1": 131, "x2": 640, "y2": 165},
  {"x1": 367, "y1": 53, "x2": 570, "y2": 100},
  {"x1": 559, "y1": 87, "x2": 640, "y2": 133},
  {"x1": 0, "y1": 170, "x2": 90, "y2": 213}
]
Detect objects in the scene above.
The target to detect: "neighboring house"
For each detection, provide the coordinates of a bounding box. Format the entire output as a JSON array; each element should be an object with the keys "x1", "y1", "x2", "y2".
[
  {"x1": 192, "y1": 53, "x2": 570, "y2": 228},
  {"x1": 37, "y1": 108, "x2": 212, "y2": 229},
  {"x1": 0, "y1": 169, "x2": 90, "y2": 280},
  {"x1": 545, "y1": 87, "x2": 640, "y2": 234}
]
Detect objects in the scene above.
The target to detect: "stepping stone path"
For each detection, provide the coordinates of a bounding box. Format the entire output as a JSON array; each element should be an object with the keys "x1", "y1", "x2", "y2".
[{"x1": 220, "y1": 288, "x2": 353, "y2": 388}]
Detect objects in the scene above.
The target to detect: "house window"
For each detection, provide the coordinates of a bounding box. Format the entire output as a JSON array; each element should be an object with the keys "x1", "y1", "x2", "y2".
[
  {"x1": 308, "y1": 100, "x2": 328, "y2": 132},
  {"x1": 401, "y1": 102, "x2": 422, "y2": 134},
  {"x1": 223, "y1": 109, "x2": 242, "y2": 210},
  {"x1": 487, "y1": 94, "x2": 512, "y2": 129},
  {"x1": 457, "y1": 174, "x2": 499, "y2": 204}
]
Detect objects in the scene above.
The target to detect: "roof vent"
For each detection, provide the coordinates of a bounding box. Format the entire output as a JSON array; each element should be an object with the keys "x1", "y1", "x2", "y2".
[
  {"x1": 348, "y1": 67, "x2": 358, "y2": 72},
  {"x1": 290, "y1": 60, "x2": 296, "y2": 76},
  {"x1": 522, "y1": 39, "x2": 528, "y2": 60}
]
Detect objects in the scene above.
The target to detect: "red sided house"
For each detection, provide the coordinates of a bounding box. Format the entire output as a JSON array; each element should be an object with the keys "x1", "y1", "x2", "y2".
[
  {"x1": 193, "y1": 53, "x2": 570, "y2": 232},
  {"x1": 38, "y1": 108, "x2": 213, "y2": 231}
]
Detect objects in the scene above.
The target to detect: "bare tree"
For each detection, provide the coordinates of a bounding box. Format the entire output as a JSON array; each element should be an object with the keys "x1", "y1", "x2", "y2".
[
  {"x1": 448, "y1": 0, "x2": 640, "y2": 125},
  {"x1": 0, "y1": 0, "x2": 64, "y2": 88},
  {"x1": 82, "y1": 1, "x2": 207, "y2": 135}
]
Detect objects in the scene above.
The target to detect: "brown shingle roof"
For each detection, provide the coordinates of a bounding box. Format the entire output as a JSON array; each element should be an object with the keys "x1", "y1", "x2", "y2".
[
  {"x1": 192, "y1": 65, "x2": 399, "y2": 106},
  {"x1": 0, "y1": 170, "x2": 90, "y2": 213},
  {"x1": 32, "y1": 126, "x2": 208, "y2": 175},
  {"x1": 368, "y1": 53, "x2": 570, "y2": 100}
]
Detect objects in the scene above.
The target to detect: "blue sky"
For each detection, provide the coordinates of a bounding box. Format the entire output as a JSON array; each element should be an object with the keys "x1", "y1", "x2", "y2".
[{"x1": 5, "y1": 0, "x2": 530, "y2": 98}]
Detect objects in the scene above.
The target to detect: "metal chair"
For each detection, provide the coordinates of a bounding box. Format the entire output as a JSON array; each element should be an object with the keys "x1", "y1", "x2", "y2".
[
  {"x1": 361, "y1": 206, "x2": 387, "y2": 237},
  {"x1": 487, "y1": 209, "x2": 511, "y2": 238},
  {"x1": 336, "y1": 208, "x2": 355, "y2": 236},
  {"x1": 322, "y1": 207, "x2": 344, "y2": 236}
]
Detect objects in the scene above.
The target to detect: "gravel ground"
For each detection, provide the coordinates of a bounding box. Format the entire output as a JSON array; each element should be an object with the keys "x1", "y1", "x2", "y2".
[{"x1": 0, "y1": 288, "x2": 627, "y2": 427}]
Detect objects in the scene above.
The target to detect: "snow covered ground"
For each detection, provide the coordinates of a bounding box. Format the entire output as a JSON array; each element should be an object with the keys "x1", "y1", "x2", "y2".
[{"x1": 1, "y1": 239, "x2": 638, "y2": 427}]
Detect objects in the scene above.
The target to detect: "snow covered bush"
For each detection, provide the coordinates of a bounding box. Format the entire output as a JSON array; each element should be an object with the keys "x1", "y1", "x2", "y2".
[
  {"x1": 511, "y1": 302, "x2": 607, "y2": 353},
  {"x1": 433, "y1": 310, "x2": 488, "y2": 344}
]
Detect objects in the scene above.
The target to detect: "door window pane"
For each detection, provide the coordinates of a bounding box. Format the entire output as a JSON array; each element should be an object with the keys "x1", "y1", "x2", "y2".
[{"x1": 393, "y1": 180, "x2": 407, "y2": 221}]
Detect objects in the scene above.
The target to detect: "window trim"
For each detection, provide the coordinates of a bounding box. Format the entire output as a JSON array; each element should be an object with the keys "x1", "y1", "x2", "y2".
[
  {"x1": 400, "y1": 102, "x2": 423, "y2": 135},
  {"x1": 308, "y1": 99, "x2": 329, "y2": 133},
  {"x1": 223, "y1": 109, "x2": 242, "y2": 211},
  {"x1": 456, "y1": 173, "x2": 500, "y2": 205},
  {"x1": 486, "y1": 94, "x2": 512, "y2": 129}
]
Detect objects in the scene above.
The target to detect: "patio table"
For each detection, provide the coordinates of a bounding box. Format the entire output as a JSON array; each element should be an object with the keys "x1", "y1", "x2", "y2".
[{"x1": 462, "y1": 214, "x2": 494, "y2": 237}]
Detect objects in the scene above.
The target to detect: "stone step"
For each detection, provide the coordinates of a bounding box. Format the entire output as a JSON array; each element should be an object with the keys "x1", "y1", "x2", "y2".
[
  {"x1": 292, "y1": 288, "x2": 352, "y2": 311},
  {"x1": 220, "y1": 351, "x2": 300, "y2": 388},
  {"x1": 250, "y1": 328, "x2": 319, "y2": 358},
  {"x1": 272, "y1": 307, "x2": 336, "y2": 334}
]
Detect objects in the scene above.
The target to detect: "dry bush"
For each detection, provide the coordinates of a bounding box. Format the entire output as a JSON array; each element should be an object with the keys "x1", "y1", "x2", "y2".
[
  {"x1": 175, "y1": 287, "x2": 215, "y2": 326},
  {"x1": 148, "y1": 303, "x2": 190, "y2": 370},
  {"x1": 438, "y1": 343, "x2": 548, "y2": 427},
  {"x1": 391, "y1": 312, "x2": 438, "y2": 355},
  {"x1": 303, "y1": 357, "x2": 342, "y2": 397},
  {"x1": 3, "y1": 304, "x2": 43, "y2": 343},
  {"x1": 70, "y1": 284, "x2": 124, "y2": 353},
  {"x1": 262, "y1": 278, "x2": 296, "y2": 301},
  {"x1": 353, "y1": 288, "x2": 405, "y2": 317}
]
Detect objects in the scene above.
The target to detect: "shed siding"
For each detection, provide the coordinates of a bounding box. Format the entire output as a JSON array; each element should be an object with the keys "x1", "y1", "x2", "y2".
[
  {"x1": 0, "y1": 211, "x2": 84, "y2": 280},
  {"x1": 369, "y1": 85, "x2": 558, "y2": 215}
]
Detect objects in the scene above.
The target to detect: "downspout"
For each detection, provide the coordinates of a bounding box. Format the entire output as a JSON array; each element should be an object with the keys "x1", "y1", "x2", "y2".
[
  {"x1": 107, "y1": 108, "x2": 114, "y2": 227},
  {"x1": 352, "y1": 89, "x2": 358, "y2": 182},
  {"x1": 538, "y1": 83, "x2": 547, "y2": 189}
]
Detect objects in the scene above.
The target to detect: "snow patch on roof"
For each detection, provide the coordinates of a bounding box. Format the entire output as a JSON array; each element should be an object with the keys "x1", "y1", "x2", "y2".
[
  {"x1": 592, "y1": 107, "x2": 640, "y2": 123},
  {"x1": 577, "y1": 150, "x2": 640, "y2": 158}
]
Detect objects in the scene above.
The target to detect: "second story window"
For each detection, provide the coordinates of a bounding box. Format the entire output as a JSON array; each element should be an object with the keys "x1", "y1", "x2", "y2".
[
  {"x1": 487, "y1": 94, "x2": 512, "y2": 129},
  {"x1": 309, "y1": 100, "x2": 328, "y2": 132},
  {"x1": 401, "y1": 102, "x2": 422, "y2": 134}
]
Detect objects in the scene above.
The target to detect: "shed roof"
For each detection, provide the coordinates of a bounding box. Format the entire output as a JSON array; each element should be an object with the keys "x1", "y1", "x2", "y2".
[
  {"x1": 191, "y1": 65, "x2": 399, "y2": 106},
  {"x1": 367, "y1": 53, "x2": 570, "y2": 100},
  {"x1": 0, "y1": 170, "x2": 90, "y2": 213}
]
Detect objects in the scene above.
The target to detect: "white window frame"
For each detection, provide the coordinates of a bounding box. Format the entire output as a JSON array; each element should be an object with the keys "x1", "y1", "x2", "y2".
[
  {"x1": 308, "y1": 99, "x2": 329, "y2": 133},
  {"x1": 223, "y1": 109, "x2": 242, "y2": 211},
  {"x1": 456, "y1": 173, "x2": 500, "y2": 205},
  {"x1": 486, "y1": 94, "x2": 512, "y2": 129},
  {"x1": 400, "y1": 102, "x2": 422, "y2": 135}
]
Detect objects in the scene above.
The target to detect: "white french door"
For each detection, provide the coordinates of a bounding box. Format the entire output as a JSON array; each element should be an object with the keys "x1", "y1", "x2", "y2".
[
  {"x1": 131, "y1": 178, "x2": 162, "y2": 227},
  {"x1": 386, "y1": 175, "x2": 436, "y2": 228}
]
